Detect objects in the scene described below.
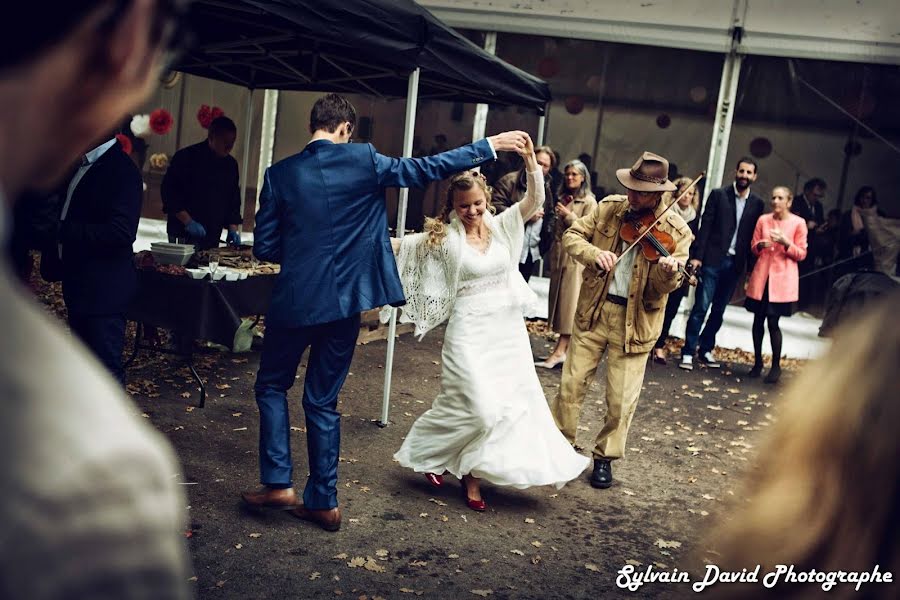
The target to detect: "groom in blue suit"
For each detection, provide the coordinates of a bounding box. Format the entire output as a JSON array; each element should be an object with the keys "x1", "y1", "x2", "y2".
[{"x1": 242, "y1": 94, "x2": 528, "y2": 530}]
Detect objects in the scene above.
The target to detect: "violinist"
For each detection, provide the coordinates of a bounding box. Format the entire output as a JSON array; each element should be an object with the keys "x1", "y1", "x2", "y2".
[{"x1": 550, "y1": 152, "x2": 692, "y2": 490}]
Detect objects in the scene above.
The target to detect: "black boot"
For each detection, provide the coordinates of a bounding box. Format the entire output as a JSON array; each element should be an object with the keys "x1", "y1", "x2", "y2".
[
  {"x1": 748, "y1": 362, "x2": 763, "y2": 378},
  {"x1": 590, "y1": 458, "x2": 613, "y2": 489},
  {"x1": 764, "y1": 365, "x2": 781, "y2": 384}
]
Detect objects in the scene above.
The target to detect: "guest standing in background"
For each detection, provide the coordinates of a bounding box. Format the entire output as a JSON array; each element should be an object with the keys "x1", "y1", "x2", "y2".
[
  {"x1": 536, "y1": 159, "x2": 597, "y2": 369},
  {"x1": 792, "y1": 177, "x2": 826, "y2": 310},
  {"x1": 58, "y1": 135, "x2": 143, "y2": 385},
  {"x1": 492, "y1": 145, "x2": 557, "y2": 281},
  {"x1": 837, "y1": 186, "x2": 877, "y2": 275},
  {"x1": 744, "y1": 186, "x2": 808, "y2": 383},
  {"x1": 652, "y1": 176, "x2": 700, "y2": 365},
  {"x1": 680, "y1": 158, "x2": 764, "y2": 371}
]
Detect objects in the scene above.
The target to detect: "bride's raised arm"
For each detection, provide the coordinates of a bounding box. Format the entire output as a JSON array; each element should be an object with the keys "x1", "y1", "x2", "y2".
[{"x1": 516, "y1": 133, "x2": 545, "y2": 221}]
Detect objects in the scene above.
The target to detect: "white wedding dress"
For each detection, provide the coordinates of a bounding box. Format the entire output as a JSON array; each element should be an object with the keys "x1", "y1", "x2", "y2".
[{"x1": 394, "y1": 216, "x2": 590, "y2": 489}]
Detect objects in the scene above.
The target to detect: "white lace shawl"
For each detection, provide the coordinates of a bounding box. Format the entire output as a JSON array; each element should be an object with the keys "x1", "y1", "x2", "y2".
[{"x1": 383, "y1": 170, "x2": 544, "y2": 338}]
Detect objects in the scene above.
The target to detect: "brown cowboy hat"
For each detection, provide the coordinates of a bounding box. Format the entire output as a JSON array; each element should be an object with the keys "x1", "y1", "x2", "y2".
[{"x1": 616, "y1": 151, "x2": 677, "y2": 192}]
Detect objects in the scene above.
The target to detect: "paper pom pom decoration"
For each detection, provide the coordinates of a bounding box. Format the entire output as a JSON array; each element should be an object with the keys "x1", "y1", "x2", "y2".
[
  {"x1": 115, "y1": 133, "x2": 133, "y2": 155},
  {"x1": 130, "y1": 114, "x2": 152, "y2": 139},
  {"x1": 149, "y1": 109, "x2": 173, "y2": 135},
  {"x1": 564, "y1": 95, "x2": 584, "y2": 115},
  {"x1": 197, "y1": 104, "x2": 226, "y2": 129},
  {"x1": 749, "y1": 137, "x2": 772, "y2": 159},
  {"x1": 149, "y1": 153, "x2": 170, "y2": 170}
]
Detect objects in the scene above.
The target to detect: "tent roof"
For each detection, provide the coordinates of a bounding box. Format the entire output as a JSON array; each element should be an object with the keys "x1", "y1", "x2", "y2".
[
  {"x1": 421, "y1": 0, "x2": 900, "y2": 66},
  {"x1": 175, "y1": 0, "x2": 550, "y2": 112}
]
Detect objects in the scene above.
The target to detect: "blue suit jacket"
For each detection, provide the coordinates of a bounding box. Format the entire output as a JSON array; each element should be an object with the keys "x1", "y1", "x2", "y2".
[{"x1": 254, "y1": 138, "x2": 495, "y2": 327}]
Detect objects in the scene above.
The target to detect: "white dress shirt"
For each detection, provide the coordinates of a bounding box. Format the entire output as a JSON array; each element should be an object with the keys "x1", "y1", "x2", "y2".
[
  {"x1": 609, "y1": 239, "x2": 637, "y2": 297},
  {"x1": 728, "y1": 182, "x2": 750, "y2": 256},
  {"x1": 58, "y1": 138, "x2": 119, "y2": 259}
]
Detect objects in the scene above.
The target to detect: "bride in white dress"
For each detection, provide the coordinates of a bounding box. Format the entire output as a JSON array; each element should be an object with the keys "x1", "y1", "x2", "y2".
[{"x1": 389, "y1": 135, "x2": 590, "y2": 511}]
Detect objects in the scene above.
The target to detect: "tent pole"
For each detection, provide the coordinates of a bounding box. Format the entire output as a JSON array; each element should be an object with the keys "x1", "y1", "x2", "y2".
[
  {"x1": 255, "y1": 89, "x2": 279, "y2": 214},
  {"x1": 470, "y1": 32, "x2": 497, "y2": 145},
  {"x1": 703, "y1": 1, "x2": 746, "y2": 203},
  {"x1": 704, "y1": 51, "x2": 742, "y2": 197},
  {"x1": 380, "y1": 67, "x2": 420, "y2": 428},
  {"x1": 239, "y1": 89, "x2": 254, "y2": 231}
]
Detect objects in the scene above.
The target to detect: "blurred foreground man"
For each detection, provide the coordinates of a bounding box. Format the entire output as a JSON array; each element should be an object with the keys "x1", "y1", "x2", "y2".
[{"x1": 0, "y1": 2, "x2": 192, "y2": 598}]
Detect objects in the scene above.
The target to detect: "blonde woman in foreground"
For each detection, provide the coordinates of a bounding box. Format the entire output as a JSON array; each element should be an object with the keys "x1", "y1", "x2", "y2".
[
  {"x1": 388, "y1": 134, "x2": 589, "y2": 512},
  {"x1": 700, "y1": 291, "x2": 900, "y2": 599}
]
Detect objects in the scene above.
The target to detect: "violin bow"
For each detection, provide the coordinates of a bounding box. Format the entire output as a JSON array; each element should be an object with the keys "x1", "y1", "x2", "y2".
[{"x1": 614, "y1": 171, "x2": 705, "y2": 265}]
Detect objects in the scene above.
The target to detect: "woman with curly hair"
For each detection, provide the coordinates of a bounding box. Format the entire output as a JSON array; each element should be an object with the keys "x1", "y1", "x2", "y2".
[{"x1": 389, "y1": 134, "x2": 589, "y2": 511}]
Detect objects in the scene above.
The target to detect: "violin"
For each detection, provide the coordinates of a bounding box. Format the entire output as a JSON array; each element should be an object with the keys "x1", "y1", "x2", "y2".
[{"x1": 620, "y1": 210, "x2": 698, "y2": 286}]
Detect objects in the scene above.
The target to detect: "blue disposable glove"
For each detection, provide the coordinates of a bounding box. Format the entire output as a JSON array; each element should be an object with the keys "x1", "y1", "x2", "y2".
[
  {"x1": 184, "y1": 219, "x2": 207, "y2": 240},
  {"x1": 226, "y1": 229, "x2": 242, "y2": 247}
]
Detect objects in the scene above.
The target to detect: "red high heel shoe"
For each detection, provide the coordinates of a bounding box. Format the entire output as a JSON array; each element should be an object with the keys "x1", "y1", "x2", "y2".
[
  {"x1": 460, "y1": 481, "x2": 486, "y2": 512},
  {"x1": 425, "y1": 473, "x2": 444, "y2": 488}
]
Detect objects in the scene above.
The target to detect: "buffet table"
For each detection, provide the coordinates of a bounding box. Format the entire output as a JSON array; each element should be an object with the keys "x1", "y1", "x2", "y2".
[{"x1": 126, "y1": 269, "x2": 277, "y2": 407}]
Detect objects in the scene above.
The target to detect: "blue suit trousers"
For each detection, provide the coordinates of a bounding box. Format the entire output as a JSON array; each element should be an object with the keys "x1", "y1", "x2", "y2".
[
  {"x1": 253, "y1": 314, "x2": 360, "y2": 509},
  {"x1": 683, "y1": 255, "x2": 739, "y2": 357}
]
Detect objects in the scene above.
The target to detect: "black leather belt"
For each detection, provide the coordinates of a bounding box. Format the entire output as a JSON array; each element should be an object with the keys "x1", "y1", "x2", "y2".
[{"x1": 606, "y1": 294, "x2": 628, "y2": 306}]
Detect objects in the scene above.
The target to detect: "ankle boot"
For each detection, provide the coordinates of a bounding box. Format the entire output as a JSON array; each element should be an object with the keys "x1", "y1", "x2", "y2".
[{"x1": 764, "y1": 365, "x2": 781, "y2": 384}]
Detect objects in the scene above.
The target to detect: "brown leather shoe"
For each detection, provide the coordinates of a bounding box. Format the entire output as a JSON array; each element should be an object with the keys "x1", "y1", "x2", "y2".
[
  {"x1": 240, "y1": 486, "x2": 299, "y2": 510},
  {"x1": 290, "y1": 504, "x2": 341, "y2": 532}
]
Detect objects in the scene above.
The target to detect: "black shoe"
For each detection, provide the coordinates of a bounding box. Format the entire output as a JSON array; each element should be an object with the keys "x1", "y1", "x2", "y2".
[
  {"x1": 589, "y1": 459, "x2": 613, "y2": 489},
  {"x1": 764, "y1": 366, "x2": 781, "y2": 384},
  {"x1": 748, "y1": 363, "x2": 763, "y2": 378}
]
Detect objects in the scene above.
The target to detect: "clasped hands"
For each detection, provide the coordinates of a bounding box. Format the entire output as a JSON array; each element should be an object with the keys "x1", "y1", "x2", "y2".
[
  {"x1": 756, "y1": 229, "x2": 789, "y2": 251},
  {"x1": 595, "y1": 250, "x2": 680, "y2": 274}
]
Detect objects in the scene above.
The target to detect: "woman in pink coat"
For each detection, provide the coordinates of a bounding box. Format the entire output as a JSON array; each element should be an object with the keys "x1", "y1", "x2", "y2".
[{"x1": 744, "y1": 186, "x2": 808, "y2": 383}]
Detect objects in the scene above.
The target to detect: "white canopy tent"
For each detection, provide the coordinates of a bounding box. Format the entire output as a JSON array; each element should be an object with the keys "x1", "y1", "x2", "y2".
[
  {"x1": 420, "y1": 0, "x2": 900, "y2": 65},
  {"x1": 422, "y1": 0, "x2": 900, "y2": 190}
]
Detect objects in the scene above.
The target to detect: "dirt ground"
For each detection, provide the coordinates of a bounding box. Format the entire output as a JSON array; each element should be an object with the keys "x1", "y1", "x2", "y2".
[{"x1": 121, "y1": 322, "x2": 791, "y2": 600}]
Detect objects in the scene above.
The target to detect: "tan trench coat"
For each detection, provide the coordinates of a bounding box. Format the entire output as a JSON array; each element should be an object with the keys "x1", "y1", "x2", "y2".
[
  {"x1": 563, "y1": 194, "x2": 692, "y2": 353},
  {"x1": 548, "y1": 192, "x2": 598, "y2": 334}
]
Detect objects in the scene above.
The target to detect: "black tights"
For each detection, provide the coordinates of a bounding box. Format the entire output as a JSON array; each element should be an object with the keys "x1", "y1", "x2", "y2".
[{"x1": 752, "y1": 313, "x2": 782, "y2": 368}]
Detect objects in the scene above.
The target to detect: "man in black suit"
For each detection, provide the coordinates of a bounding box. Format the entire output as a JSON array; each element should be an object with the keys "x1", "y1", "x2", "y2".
[
  {"x1": 59, "y1": 136, "x2": 143, "y2": 385},
  {"x1": 792, "y1": 177, "x2": 827, "y2": 309},
  {"x1": 680, "y1": 157, "x2": 765, "y2": 370}
]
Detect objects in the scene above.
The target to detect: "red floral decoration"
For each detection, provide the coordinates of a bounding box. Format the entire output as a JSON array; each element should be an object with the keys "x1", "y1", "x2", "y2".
[
  {"x1": 149, "y1": 108, "x2": 173, "y2": 135},
  {"x1": 197, "y1": 104, "x2": 211, "y2": 128},
  {"x1": 115, "y1": 133, "x2": 133, "y2": 155},
  {"x1": 197, "y1": 104, "x2": 226, "y2": 129}
]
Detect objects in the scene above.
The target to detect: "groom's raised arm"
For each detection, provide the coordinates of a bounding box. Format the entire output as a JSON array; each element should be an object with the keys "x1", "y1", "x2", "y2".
[{"x1": 371, "y1": 131, "x2": 529, "y2": 189}]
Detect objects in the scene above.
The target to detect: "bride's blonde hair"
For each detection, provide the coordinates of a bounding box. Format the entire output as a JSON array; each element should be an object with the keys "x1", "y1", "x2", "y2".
[{"x1": 424, "y1": 170, "x2": 494, "y2": 246}]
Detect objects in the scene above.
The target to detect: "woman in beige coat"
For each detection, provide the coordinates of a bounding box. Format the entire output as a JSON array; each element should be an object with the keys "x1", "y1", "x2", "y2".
[{"x1": 536, "y1": 159, "x2": 597, "y2": 368}]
